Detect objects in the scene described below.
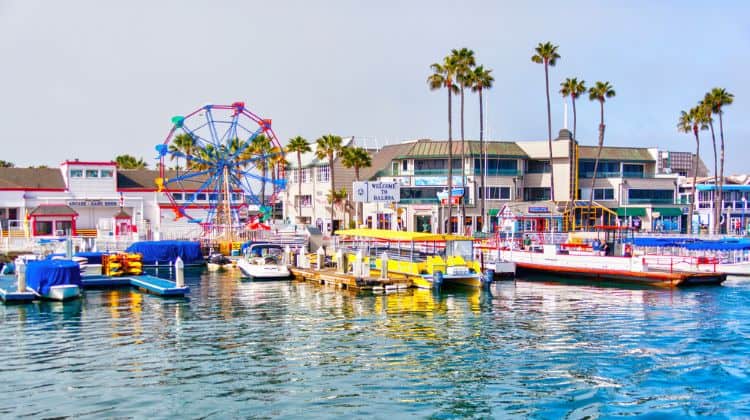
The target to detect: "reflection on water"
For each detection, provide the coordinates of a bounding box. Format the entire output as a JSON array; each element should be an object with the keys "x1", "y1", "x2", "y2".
[{"x1": 0, "y1": 273, "x2": 749, "y2": 418}]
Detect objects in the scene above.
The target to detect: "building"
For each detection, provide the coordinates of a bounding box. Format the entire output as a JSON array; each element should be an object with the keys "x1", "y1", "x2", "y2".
[
  {"x1": 687, "y1": 175, "x2": 750, "y2": 234},
  {"x1": 656, "y1": 149, "x2": 709, "y2": 178}
]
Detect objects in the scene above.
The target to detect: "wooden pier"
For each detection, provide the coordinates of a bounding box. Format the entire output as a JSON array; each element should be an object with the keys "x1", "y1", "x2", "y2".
[
  {"x1": 290, "y1": 267, "x2": 412, "y2": 292},
  {"x1": 81, "y1": 274, "x2": 190, "y2": 297}
]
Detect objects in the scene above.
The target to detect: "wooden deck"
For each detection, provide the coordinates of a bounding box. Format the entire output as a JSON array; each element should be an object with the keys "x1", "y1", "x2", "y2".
[{"x1": 290, "y1": 267, "x2": 412, "y2": 292}]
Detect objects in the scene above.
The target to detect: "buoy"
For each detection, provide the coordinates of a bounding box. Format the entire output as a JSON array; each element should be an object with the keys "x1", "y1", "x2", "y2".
[
  {"x1": 15, "y1": 258, "x2": 26, "y2": 293},
  {"x1": 175, "y1": 256, "x2": 185, "y2": 288}
]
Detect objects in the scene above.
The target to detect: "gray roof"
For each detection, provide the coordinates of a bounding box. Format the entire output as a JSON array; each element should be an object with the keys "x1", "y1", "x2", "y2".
[
  {"x1": 395, "y1": 139, "x2": 527, "y2": 159},
  {"x1": 29, "y1": 204, "x2": 78, "y2": 216},
  {"x1": 0, "y1": 168, "x2": 66, "y2": 189}
]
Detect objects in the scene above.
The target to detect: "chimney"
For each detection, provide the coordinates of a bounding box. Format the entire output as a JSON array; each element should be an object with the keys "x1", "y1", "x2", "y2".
[{"x1": 555, "y1": 128, "x2": 572, "y2": 141}]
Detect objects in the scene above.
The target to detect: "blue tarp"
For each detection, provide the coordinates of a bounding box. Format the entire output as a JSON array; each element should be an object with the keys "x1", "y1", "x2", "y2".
[
  {"x1": 685, "y1": 241, "x2": 750, "y2": 251},
  {"x1": 125, "y1": 241, "x2": 204, "y2": 265},
  {"x1": 73, "y1": 252, "x2": 109, "y2": 265},
  {"x1": 26, "y1": 259, "x2": 82, "y2": 295}
]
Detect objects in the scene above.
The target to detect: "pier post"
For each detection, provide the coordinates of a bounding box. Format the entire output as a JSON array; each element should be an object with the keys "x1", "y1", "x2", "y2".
[
  {"x1": 175, "y1": 256, "x2": 185, "y2": 288},
  {"x1": 354, "y1": 249, "x2": 363, "y2": 278},
  {"x1": 336, "y1": 249, "x2": 345, "y2": 274},
  {"x1": 380, "y1": 252, "x2": 388, "y2": 280},
  {"x1": 16, "y1": 258, "x2": 26, "y2": 293},
  {"x1": 317, "y1": 247, "x2": 325, "y2": 269},
  {"x1": 283, "y1": 245, "x2": 291, "y2": 266},
  {"x1": 296, "y1": 247, "x2": 306, "y2": 268}
]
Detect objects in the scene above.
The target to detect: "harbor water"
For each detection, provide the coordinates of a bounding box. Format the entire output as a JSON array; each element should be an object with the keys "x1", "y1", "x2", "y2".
[{"x1": 1, "y1": 270, "x2": 749, "y2": 418}]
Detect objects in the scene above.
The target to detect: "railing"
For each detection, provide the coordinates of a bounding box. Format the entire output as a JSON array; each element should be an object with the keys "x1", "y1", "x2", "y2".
[
  {"x1": 579, "y1": 171, "x2": 623, "y2": 179},
  {"x1": 627, "y1": 198, "x2": 675, "y2": 204},
  {"x1": 473, "y1": 169, "x2": 522, "y2": 176},
  {"x1": 413, "y1": 169, "x2": 461, "y2": 176}
]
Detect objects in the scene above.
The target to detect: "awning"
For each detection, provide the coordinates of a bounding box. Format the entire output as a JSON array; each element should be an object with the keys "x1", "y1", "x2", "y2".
[
  {"x1": 487, "y1": 208, "x2": 499, "y2": 216},
  {"x1": 615, "y1": 207, "x2": 646, "y2": 217},
  {"x1": 653, "y1": 207, "x2": 683, "y2": 217}
]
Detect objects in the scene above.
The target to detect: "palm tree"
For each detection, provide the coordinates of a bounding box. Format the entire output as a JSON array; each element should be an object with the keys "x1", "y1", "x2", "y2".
[
  {"x1": 468, "y1": 65, "x2": 494, "y2": 230},
  {"x1": 678, "y1": 106, "x2": 709, "y2": 234},
  {"x1": 0, "y1": 160, "x2": 14, "y2": 168},
  {"x1": 268, "y1": 147, "x2": 288, "y2": 205},
  {"x1": 698, "y1": 99, "x2": 719, "y2": 234},
  {"x1": 169, "y1": 133, "x2": 196, "y2": 169},
  {"x1": 115, "y1": 154, "x2": 147, "y2": 169},
  {"x1": 315, "y1": 134, "x2": 344, "y2": 230},
  {"x1": 327, "y1": 188, "x2": 349, "y2": 229},
  {"x1": 560, "y1": 77, "x2": 587, "y2": 140},
  {"x1": 452, "y1": 48, "x2": 476, "y2": 225},
  {"x1": 249, "y1": 134, "x2": 273, "y2": 206},
  {"x1": 286, "y1": 136, "x2": 311, "y2": 220},
  {"x1": 531, "y1": 41, "x2": 561, "y2": 202},
  {"x1": 586, "y1": 81, "x2": 616, "y2": 223},
  {"x1": 428, "y1": 55, "x2": 459, "y2": 233},
  {"x1": 704, "y1": 88, "x2": 734, "y2": 234},
  {"x1": 341, "y1": 146, "x2": 372, "y2": 226}
]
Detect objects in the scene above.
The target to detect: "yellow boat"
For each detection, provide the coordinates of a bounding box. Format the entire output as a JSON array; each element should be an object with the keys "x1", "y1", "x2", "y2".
[{"x1": 335, "y1": 228, "x2": 487, "y2": 288}]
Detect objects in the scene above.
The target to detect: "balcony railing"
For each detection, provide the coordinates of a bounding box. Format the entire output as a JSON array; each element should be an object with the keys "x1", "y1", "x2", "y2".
[
  {"x1": 579, "y1": 171, "x2": 649, "y2": 179},
  {"x1": 413, "y1": 169, "x2": 462, "y2": 176},
  {"x1": 473, "y1": 169, "x2": 522, "y2": 176},
  {"x1": 628, "y1": 198, "x2": 675, "y2": 204}
]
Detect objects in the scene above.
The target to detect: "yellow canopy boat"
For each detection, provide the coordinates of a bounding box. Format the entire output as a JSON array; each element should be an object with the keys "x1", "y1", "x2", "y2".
[{"x1": 334, "y1": 228, "x2": 487, "y2": 288}]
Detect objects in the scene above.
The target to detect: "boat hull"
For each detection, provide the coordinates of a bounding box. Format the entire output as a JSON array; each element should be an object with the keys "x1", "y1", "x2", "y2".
[
  {"x1": 41, "y1": 285, "x2": 81, "y2": 301},
  {"x1": 411, "y1": 274, "x2": 484, "y2": 289},
  {"x1": 237, "y1": 259, "x2": 291, "y2": 280}
]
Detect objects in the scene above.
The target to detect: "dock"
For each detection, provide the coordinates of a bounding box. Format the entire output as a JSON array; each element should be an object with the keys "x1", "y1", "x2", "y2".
[
  {"x1": 81, "y1": 274, "x2": 190, "y2": 297},
  {"x1": 290, "y1": 267, "x2": 412, "y2": 292},
  {"x1": 0, "y1": 275, "x2": 37, "y2": 303}
]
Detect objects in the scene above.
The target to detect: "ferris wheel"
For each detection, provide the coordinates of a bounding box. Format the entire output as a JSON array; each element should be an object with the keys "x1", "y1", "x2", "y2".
[{"x1": 155, "y1": 102, "x2": 286, "y2": 233}]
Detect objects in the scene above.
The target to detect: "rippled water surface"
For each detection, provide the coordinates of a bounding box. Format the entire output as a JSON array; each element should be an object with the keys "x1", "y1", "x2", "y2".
[{"x1": 1, "y1": 270, "x2": 750, "y2": 418}]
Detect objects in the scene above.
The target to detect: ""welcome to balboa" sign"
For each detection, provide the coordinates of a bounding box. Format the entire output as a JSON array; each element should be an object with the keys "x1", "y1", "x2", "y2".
[{"x1": 353, "y1": 181, "x2": 400, "y2": 203}]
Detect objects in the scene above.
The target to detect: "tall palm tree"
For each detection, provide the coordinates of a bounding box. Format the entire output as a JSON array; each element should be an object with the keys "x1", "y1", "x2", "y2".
[
  {"x1": 168, "y1": 133, "x2": 196, "y2": 170},
  {"x1": 678, "y1": 106, "x2": 709, "y2": 234},
  {"x1": 698, "y1": 99, "x2": 719, "y2": 234},
  {"x1": 341, "y1": 146, "x2": 372, "y2": 226},
  {"x1": 559, "y1": 78, "x2": 586, "y2": 140},
  {"x1": 531, "y1": 41, "x2": 561, "y2": 202},
  {"x1": 250, "y1": 134, "x2": 273, "y2": 206},
  {"x1": 452, "y1": 48, "x2": 476, "y2": 226},
  {"x1": 469, "y1": 65, "x2": 494, "y2": 230},
  {"x1": 315, "y1": 134, "x2": 343, "y2": 229},
  {"x1": 704, "y1": 88, "x2": 734, "y2": 234},
  {"x1": 428, "y1": 55, "x2": 459, "y2": 233},
  {"x1": 286, "y1": 136, "x2": 311, "y2": 220},
  {"x1": 586, "y1": 81, "x2": 616, "y2": 222}
]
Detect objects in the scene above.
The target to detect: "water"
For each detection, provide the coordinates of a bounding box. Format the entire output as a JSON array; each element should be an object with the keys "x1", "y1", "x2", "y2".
[{"x1": 1, "y1": 271, "x2": 750, "y2": 418}]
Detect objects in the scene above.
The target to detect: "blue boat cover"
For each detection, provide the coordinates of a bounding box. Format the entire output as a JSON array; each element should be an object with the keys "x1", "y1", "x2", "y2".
[
  {"x1": 26, "y1": 259, "x2": 82, "y2": 295},
  {"x1": 685, "y1": 241, "x2": 750, "y2": 251},
  {"x1": 73, "y1": 251, "x2": 109, "y2": 265},
  {"x1": 125, "y1": 241, "x2": 204, "y2": 265}
]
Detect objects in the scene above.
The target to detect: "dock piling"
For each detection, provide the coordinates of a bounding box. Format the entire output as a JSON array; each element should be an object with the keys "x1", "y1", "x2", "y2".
[
  {"x1": 380, "y1": 252, "x2": 388, "y2": 280},
  {"x1": 316, "y1": 247, "x2": 325, "y2": 269},
  {"x1": 15, "y1": 258, "x2": 26, "y2": 293},
  {"x1": 336, "y1": 249, "x2": 345, "y2": 274},
  {"x1": 175, "y1": 257, "x2": 185, "y2": 288}
]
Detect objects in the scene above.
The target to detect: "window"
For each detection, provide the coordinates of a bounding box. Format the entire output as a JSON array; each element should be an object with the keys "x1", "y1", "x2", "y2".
[
  {"x1": 34, "y1": 221, "x2": 53, "y2": 235},
  {"x1": 196, "y1": 193, "x2": 207, "y2": 201},
  {"x1": 523, "y1": 187, "x2": 551, "y2": 201},
  {"x1": 400, "y1": 187, "x2": 444, "y2": 203},
  {"x1": 293, "y1": 169, "x2": 300, "y2": 183},
  {"x1": 302, "y1": 168, "x2": 312, "y2": 183},
  {"x1": 392, "y1": 162, "x2": 399, "y2": 175},
  {"x1": 56, "y1": 221, "x2": 72, "y2": 234},
  {"x1": 628, "y1": 189, "x2": 674, "y2": 203},
  {"x1": 173, "y1": 193, "x2": 183, "y2": 201},
  {"x1": 231, "y1": 193, "x2": 242, "y2": 202},
  {"x1": 623, "y1": 164, "x2": 644, "y2": 178},
  {"x1": 402, "y1": 160, "x2": 408, "y2": 171},
  {"x1": 86, "y1": 169, "x2": 99, "y2": 178},
  {"x1": 184, "y1": 193, "x2": 195, "y2": 202},
  {"x1": 479, "y1": 187, "x2": 511, "y2": 200},
  {"x1": 297, "y1": 195, "x2": 312, "y2": 208},
  {"x1": 208, "y1": 193, "x2": 218, "y2": 201},
  {"x1": 317, "y1": 165, "x2": 330, "y2": 182},
  {"x1": 414, "y1": 159, "x2": 461, "y2": 174},
  {"x1": 594, "y1": 188, "x2": 615, "y2": 200},
  {"x1": 475, "y1": 159, "x2": 518, "y2": 176},
  {"x1": 579, "y1": 160, "x2": 621, "y2": 178},
  {"x1": 526, "y1": 160, "x2": 550, "y2": 174},
  {"x1": 70, "y1": 169, "x2": 83, "y2": 178},
  {"x1": 100, "y1": 169, "x2": 114, "y2": 178}
]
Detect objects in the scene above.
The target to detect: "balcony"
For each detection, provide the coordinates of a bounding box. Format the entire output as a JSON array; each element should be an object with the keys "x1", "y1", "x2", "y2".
[
  {"x1": 474, "y1": 169, "x2": 522, "y2": 176},
  {"x1": 579, "y1": 171, "x2": 623, "y2": 179}
]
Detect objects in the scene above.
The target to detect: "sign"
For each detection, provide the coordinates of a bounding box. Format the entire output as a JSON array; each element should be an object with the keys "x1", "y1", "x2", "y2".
[
  {"x1": 414, "y1": 176, "x2": 464, "y2": 187},
  {"x1": 353, "y1": 181, "x2": 400, "y2": 203},
  {"x1": 437, "y1": 188, "x2": 464, "y2": 205},
  {"x1": 527, "y1": 206, "x2": 550, "y2": 214},
  {"x1": 68, "y1": 200, "x2": 119, "y2": 207}
]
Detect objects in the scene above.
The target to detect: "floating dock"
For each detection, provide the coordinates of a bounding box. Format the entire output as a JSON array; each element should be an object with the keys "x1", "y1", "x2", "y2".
[
  {"x1": 0, "y1": 275, "x2": 37, "y2": 303},
  {"x1": 81, "y1": 274, "x2": 190, "y2": 297},
  {"x1": 0, "y1": 274, "x2": 189, "y2": 303},
  {"x1": 290, "y1": 267, "x2": 412, "y2": 292}
]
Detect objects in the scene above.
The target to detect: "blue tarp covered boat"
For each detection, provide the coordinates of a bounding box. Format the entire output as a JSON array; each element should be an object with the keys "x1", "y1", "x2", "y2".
[
  {"x1": 125, "y1": 241, "x2": 204, "y2": 265},
  {"x1": 26, "y1": 259, "x2": 82, "y2": 300}
]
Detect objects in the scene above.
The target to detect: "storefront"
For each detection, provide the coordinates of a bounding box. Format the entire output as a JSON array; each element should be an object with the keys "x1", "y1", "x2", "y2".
[{"x1": 28, "y1": 204, "x2": 78, "y2": 236}]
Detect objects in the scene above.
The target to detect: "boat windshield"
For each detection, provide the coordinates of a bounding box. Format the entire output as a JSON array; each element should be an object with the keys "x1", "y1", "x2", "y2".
[{"x1": 446, "y1": 240, "x2": 474, "y2": 261}]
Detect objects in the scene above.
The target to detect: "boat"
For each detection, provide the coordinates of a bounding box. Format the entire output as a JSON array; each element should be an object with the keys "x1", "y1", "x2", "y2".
[
  {"x1": 626, "y1": 237, "x2": 750, "y2": 276},
  {"x1": 499, "y1": 244, "x2": 726, "y2": 287},
  {"x1": 335, "y1": 229, "x2": 491, "y2": 289},
  {"x1": 21, "y1": 258, "x2": 82, "y2": 301},
  {"x1": 206, "y1": 252, "x2": 232, "y2": 272},
  {"x1": 237, "y1": 243, "x2": 291, "y2": 280}
]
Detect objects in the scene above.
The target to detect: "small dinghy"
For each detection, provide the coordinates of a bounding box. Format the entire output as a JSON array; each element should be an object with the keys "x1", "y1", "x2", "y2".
[{"x1": 207, "y1": 253, "x2": 232, "y2": 272}]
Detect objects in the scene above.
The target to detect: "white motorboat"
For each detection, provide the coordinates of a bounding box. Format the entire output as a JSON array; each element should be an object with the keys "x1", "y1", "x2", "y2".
[
  {"x1": 41, "y1": 284, "x2": 81, "y2": 301},
  {"x1": 237, "y1": 244, "x2": 291, "y2": 280}
]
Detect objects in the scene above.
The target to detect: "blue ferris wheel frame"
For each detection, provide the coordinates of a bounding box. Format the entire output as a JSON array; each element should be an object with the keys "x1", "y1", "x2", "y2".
[{"x1": 155, "y1": 102, "x2": 286, "y2": 226}]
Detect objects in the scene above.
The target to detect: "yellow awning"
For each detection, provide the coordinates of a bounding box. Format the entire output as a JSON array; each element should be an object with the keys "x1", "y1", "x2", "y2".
[{"x1": 334, "y1": 228, "x2": 474, "y2": 242}]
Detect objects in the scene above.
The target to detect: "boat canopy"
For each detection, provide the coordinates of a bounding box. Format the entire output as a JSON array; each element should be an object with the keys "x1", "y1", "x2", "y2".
[{"x1": 334, "y1": 228, "x2": 473, "y2": 242}]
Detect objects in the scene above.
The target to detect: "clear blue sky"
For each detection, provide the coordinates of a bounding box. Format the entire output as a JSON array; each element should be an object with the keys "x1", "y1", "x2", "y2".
[{"x1": 1, "y1": 0, "x2": 747, "y2": 173}]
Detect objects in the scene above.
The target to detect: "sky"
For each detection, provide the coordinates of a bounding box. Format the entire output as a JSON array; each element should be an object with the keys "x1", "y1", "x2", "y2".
[{"x1": 1, "y1": 0, "x2": 748, "y2": 173}]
